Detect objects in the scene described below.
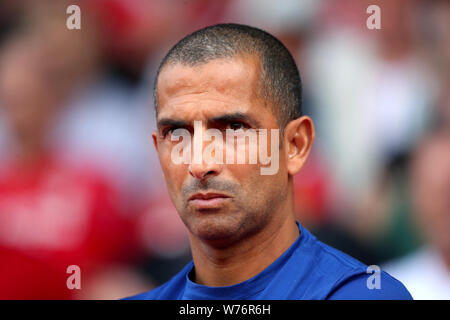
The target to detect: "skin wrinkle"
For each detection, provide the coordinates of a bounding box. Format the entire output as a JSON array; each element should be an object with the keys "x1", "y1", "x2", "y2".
[
  {"x1": 156, "y1": 54, "x2": 266, "y2": 113},
  {"x1": 190, "y1": 192, "x2": 295, "y2": 286},
  {"x1": 195, "y1": 211, "x2": 294, "y2": 267}
]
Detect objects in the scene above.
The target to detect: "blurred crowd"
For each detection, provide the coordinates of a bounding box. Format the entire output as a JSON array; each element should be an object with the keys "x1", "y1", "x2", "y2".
[{"x1": 0, "y1": 0, "x2": 448, "y2": 299}]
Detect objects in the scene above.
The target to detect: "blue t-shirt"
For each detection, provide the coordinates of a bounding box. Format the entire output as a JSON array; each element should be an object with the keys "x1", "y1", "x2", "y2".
[{"x1": 126, "y1": 223, "x2": 412, "y2": 300}]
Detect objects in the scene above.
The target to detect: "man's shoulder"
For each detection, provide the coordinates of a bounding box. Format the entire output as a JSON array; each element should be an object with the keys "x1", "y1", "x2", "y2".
[
  {"x1": 298, "y1": 225, "x2": 368, "y2": 278},
  {"x1": 296, "y1": 226, "x2": 412, "y2": 299},
  {"x1": 122, "y1": 262, "x2": 193, "y2": 300},
  {"x1": 326, "y1": 270, "x2": 413, "y2": 300}
]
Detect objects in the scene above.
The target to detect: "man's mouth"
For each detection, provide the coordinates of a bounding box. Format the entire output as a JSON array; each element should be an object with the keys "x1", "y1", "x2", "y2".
[{"x1": 188, "y1": 192, "x2": 231, "y2": 209}]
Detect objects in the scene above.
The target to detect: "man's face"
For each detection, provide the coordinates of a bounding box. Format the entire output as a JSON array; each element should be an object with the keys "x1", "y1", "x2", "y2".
[
  {"x1": 0, "y1": 43, "x2": 58, "y2": 141},
  {"x1": 412, "y1": 138, "x2": 450, "y2": 252},
  {"x1": 153, "y1": 55, "x2": 290, "y2": 246}
]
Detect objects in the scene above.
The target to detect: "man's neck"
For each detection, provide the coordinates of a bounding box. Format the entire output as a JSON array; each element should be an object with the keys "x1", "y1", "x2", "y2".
[{"x1": 189, "y1": 213, "x2": 300, "y2": 287}]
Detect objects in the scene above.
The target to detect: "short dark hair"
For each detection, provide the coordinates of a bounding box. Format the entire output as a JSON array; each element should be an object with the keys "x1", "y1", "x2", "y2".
[{"x1": 154, "y1": 23, "x2": 302, "y2": 129}]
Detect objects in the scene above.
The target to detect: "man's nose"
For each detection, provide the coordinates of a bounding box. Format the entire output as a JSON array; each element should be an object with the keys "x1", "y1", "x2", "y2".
[
  {"x1": 188, "y1": 140, "x2": 223, "y2": 179},
  {"x1": 188, "y1": 161, "x2": 222, "y2": 180},
  {"x1": 189, "y1": 122, "x2": 223, "y2": 180}
]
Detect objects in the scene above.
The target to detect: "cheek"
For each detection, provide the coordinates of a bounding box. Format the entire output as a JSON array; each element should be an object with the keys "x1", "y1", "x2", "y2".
[
  {"x1": 226, "y1": 162, "x2": 280, "y2": 197},
  {"x1": 226, "y1": 161, "x2": 258, "y2": 180},
  {"x1": 158, "y1": 149, "x2": 187, "y2": 193},
  {"x1": 226, "y1": 163, "x2": 287, "y2": 220}
]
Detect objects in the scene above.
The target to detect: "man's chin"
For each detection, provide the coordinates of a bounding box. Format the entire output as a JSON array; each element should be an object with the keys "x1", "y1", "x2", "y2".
[{"x1": 187, "y1": 216, "x2": 245, "y2": 247}]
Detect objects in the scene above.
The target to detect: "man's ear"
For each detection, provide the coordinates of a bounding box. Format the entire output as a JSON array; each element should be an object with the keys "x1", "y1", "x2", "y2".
[
  {"x1": 283, "y1": 116, "x2": 315, "y2": 175},
  {"x1": 152, "y1": 131, "x2": 159, "y2": 152}
]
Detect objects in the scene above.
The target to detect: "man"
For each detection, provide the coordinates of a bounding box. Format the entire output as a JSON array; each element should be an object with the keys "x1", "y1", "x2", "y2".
[
  {"x1": 0, "y1": 30, "x2": 139, "y2": 299},
  {"x1": 126, "y1": 24, "x2": 412, "y2": 299},
  {"x1": 383, "y1": 128, "x2": 450, "y2": 299}
]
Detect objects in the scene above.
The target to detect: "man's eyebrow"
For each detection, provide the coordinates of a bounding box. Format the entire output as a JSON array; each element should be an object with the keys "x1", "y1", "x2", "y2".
[
  {"x1": 157, "y1": 113, "x2": 263, "y2": 129},
  {"x1": 157, "y1": 118, "x2": 189, "y2": 129},
  {"x1": 209, "y1": 113, "x2": 262, "y2": 128}
]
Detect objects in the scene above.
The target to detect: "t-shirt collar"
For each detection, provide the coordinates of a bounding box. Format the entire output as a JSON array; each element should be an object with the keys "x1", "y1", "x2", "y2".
[{"x1": 181, "y1": 222, "x2": 304, "y2": 300}]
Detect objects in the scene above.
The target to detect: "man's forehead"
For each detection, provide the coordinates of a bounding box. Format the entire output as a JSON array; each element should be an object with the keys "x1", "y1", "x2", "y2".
[
  {"x1": 155, "y1": 55, "x2": 279, "y2": 129},
  {"x1": 157, "y1": 55, "x2": 261, "y2": 102}
]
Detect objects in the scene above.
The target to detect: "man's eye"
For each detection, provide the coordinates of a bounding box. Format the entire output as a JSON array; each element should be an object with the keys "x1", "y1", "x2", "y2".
[
  {"x1": 227, "y1": 122, "x2": 248, "y2": 131},
  {"x1": 162, "y1": 127, "x2": 177, "y2": 138},
  {"x1": 163, "y1": 127, "x2": 192, "y2": 139}
]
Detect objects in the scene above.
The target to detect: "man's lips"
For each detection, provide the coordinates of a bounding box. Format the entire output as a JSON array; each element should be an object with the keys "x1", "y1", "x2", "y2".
[
  {"x1": 188, "y1": 192, "x2": 231, "y2": 201},
  {"x1": 188, "y1": 192, "x2": 231, "y2": 209}
]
